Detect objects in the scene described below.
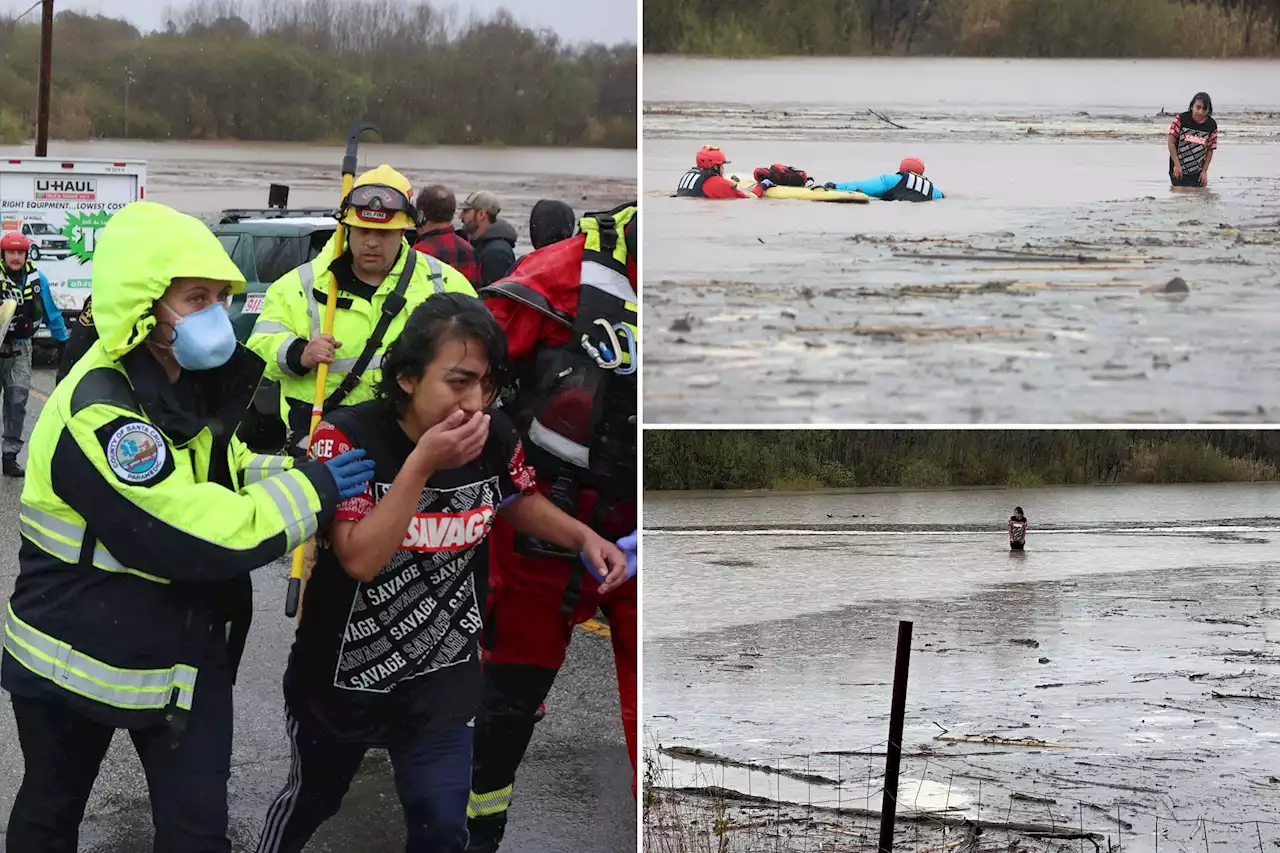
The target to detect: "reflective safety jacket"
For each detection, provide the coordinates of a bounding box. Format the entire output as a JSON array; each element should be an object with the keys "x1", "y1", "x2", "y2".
[
  {"x1": 246, "y1": 236, "x2": 477, "y2": 446},
  {"x1": 0, "y1": 200, "x2": 340, "y2": 731}
]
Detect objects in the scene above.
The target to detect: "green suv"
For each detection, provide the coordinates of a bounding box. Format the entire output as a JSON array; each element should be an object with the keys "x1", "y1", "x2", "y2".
[{"x1": 211, "y1": 208, "x2": 337, "y2": 452}]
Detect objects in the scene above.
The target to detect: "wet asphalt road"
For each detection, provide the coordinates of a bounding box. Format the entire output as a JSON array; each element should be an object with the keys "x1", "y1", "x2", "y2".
[{"x1": 0, "y1": 362, "x2": 636, "y2": 852}]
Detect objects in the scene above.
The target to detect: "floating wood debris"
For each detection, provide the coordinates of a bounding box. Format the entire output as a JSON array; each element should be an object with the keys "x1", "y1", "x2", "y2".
[{"x1": 934, "y1": 734, "x2": 1079, "y2": 749}]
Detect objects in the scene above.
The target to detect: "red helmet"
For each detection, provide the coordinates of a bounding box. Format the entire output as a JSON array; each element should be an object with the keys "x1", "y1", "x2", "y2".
[
  {"x1": 696, "y1": 146, "x2": 728, "y2": 170},
  {"x1": 899, "y1": 157, "x2": 926, "y2": 176},
  {"x1": 0, "y1": 232, "x2": 31, "y2": 252}
]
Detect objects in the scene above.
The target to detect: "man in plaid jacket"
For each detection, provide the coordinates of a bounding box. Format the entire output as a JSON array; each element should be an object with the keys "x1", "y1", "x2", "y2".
[{"x1": 412, "y1": 185, "x2": 481, "y2": 286}]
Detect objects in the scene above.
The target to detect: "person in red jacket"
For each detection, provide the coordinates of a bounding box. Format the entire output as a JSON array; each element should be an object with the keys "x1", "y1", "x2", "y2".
[
  {"x1": 674, "y1": 146, "x2": 766, "y2": 199},
  {"x1": 466, "y1": 203, "x2": 638, "y2": 852}
]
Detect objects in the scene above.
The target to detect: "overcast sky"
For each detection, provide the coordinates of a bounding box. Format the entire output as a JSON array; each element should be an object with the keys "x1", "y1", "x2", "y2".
[{"x1": 0, "y1": 0, "x2": 635, "y2": 45}]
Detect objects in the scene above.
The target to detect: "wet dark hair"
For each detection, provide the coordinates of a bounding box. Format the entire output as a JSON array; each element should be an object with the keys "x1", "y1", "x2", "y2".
[
  {"x1": 377, "y1": 293, "x2": 507, "y2": 412},
  {"x1": 415, "y1": 185, "x2": 456, "y2": 224},
  {"x1": 1014, "y1": 506, "x2": 1023, "y2": 514},
  {"x1": 1189, "y1": 92, "x2": 1213, "y2": 115}
]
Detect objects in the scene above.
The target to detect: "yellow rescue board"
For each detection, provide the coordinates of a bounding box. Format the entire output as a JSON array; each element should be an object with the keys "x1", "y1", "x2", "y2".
[
  {"x1": 0, "y1": 299, "x2": 16, "y2": 344},
  {"x1": 732, "y1": 176, "x2": 870, "y2": 204}
]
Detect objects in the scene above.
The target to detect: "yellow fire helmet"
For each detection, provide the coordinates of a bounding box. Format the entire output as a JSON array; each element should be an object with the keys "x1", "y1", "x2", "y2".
[{"x1": 339, "y1": 164, "x2": 417, "y2": 231}]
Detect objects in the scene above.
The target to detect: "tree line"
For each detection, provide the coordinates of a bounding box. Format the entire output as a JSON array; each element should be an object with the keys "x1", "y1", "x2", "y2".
[
  {"x1": 644, "y1": 0, "x2": 1280, "y2": 57},
  {"x1": 0, "y1": 0, "x2": 636, "y2": 147},
  {"x1": 645, "y1": 430, "x2": 1280, "y2": 491}
]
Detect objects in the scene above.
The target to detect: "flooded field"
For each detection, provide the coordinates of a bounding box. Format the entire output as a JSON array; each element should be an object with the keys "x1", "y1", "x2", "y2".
[
  {"x1": 3, "y1": 139, "x2": 636, "y2": 242},
  {"x1": 643, "y1": 58, "x2": 1280, "y2": 424},
  {"x1": 643, "y1": 482, "x2": 1280, "y2": 852}
]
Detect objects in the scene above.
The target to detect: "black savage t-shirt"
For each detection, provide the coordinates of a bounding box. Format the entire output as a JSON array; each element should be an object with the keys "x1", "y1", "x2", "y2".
[{"x1": 283, "y1": 399, "x2": 537, "y2": 744}]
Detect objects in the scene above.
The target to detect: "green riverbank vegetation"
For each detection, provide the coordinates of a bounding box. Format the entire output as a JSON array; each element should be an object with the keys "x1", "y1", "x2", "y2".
[
  {"x1": 645, "y1": 430, "x2": 1280, "y2": 492},
  {"x1": 644, "y1": 0, "x2": 1280, "y2": 57},
  {"x1": 0, "y1": 0, "x2": 636, "y2": 147}
]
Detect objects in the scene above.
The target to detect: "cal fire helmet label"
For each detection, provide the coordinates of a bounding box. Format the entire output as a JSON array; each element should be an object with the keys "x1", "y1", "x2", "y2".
[{"x1": 334, "y1": 478, "x2": 498, "y2": 692}]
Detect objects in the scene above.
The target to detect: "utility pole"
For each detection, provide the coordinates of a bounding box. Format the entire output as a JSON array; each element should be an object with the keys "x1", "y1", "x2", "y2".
[{"x1": 35, "y1": 0, "x2": 54, "y2": 156}]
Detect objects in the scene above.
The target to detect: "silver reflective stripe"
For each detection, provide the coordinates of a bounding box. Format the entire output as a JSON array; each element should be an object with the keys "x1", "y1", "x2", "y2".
[
  {"x1": 420, "y1": 253, "x2": 445, "y2": 294},
  {"x1": 242, "y1": 454, "x2": 290, "y2": 485},
  {"x1": 20, "y1": 507, "x2": 167, "y2": 584},
  {"x1": 299, "y1": 263, "x2": 321, "y2": 339},
  {"x1": 581, "y1": 258, "x2": 636, "y2": 303},
  {"x1": 252, "y1": 320, "x2": 293, "y2": 336},
  {"x1": 255, "y1": 475, "x2": 316, "y2": 551},
  {"x1": 21, "y1": 505, "x2": 81, "y2": 540},
  {"x1": 4, "y1": 604, "x2": 197, "y2": 712},
  {"x1": 528, "y1": 418, "x2": 590, "y2": 469},
  {"x1": 330, "y1": 354, "x2": 381, "y2": 374},
  {"x1": 276, "y1": 336, "x2": 307, "y2": 377},
  {"x1": 274, "y1": 471, "x2": 319, "y2": 544}
]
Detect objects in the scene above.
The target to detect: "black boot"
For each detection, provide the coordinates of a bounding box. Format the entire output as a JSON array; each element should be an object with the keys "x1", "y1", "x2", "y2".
[
  {"x1": 465, "y1": 815, "x2": 506, "y2": 853},
  {"x1": 3, "y1": 453, "x2": 23, "y2": 478}
]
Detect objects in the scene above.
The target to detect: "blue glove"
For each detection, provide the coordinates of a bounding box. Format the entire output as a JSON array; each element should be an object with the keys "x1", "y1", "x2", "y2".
[
  {"x1": 582, "y1": 529, "x2": 638, "y2": 584},
  {"x1": 759, "y1": 179, "x2": 775, "y2": 189},
  {"x1": 324, "y1": 448, "x2": 376, "y2": 500}
]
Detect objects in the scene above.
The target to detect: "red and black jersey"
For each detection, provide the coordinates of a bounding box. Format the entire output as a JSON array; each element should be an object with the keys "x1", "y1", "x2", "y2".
[
  {"x1": 284, "y1": 399, "x2": 536, "y2": 744},
  {"x1": 1169, "y1": 111, "x2": 1218, "y2": 177}
]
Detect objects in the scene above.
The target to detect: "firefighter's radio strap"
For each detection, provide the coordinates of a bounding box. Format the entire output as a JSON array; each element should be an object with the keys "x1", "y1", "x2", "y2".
[{"x1": 323, "y1": 249, "x2": 417, "y2": 412}]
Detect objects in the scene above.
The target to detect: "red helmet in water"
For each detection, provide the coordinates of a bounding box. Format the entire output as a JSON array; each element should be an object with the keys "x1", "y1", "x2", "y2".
[
  {"x1": 899, "y1": 157, "x2": 926, "y2": 176},
  {"x1": 696, "y1": 146, "x2": 728, "y2": 171},
  {"x1": 0, "y1": 232, "x2": 31, "y2": 252}
]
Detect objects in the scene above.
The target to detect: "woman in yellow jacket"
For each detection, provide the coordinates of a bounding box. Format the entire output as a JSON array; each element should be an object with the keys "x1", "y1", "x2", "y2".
[{"x1": 1, "y1": 201, "x2": 374, "y2": 853}]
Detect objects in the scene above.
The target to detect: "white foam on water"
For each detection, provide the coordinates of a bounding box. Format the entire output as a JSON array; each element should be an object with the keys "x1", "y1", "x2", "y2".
[{"x1": 660, "y1": 753, "x2": 972, "y2": 815}]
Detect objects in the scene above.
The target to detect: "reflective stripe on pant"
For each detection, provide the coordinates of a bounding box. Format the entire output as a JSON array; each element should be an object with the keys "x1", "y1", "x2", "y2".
[
  {"x1": 466, "y1": 665, "x2": 558, "y2": 848},
  {"x1": 1, "y1": 338, "x2": 32, "y2": 455},
  {"x1": 256, "y1": 715, "x2": 474, "y2": 853},
  {"x1": 5, "y1": 657, "x2": 234, "y2": 853}
]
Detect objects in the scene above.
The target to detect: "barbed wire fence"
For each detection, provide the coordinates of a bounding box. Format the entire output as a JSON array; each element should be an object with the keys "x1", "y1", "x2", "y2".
[
  {"x1": 643, "y1": 742, "x2": 1280, "y2": 852},
  {"x1": 643, "y1": 621, "x2": 1280, "y2": 853}
]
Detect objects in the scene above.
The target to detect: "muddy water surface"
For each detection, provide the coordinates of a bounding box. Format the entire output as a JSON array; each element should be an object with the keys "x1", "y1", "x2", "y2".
[
  {"x1": 5, "y1": 139, "x2": 636, "y2": 243},
  {"x1": 644, "y1": 483, "x2": 1280, "y2": 851},
  {"x1": 644, "y1": 58, "x2": 1280, "y2": 423}
]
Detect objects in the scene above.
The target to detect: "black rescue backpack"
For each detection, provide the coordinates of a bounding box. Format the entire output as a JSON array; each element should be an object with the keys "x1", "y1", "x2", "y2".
[{"x1": 753, "y1": 164, "x2": 813, "y2": 187}]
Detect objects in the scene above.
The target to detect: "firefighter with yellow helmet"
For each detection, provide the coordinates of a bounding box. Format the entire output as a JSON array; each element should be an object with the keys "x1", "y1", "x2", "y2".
[
  {"x1": 247, "y1": 165, "x2": 479, "y2": 454},
  {"x1": 0, "y1": 200, "x2": 376, "y2": 851}
]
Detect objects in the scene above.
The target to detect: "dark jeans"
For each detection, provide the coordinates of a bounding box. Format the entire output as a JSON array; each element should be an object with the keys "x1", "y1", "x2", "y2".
[
  {"x1": 256, "y1": 715, "x2": 473, "y2": 853},
  {"x1": 1171, "y1": 171, "x2": 1203, "y2": 187},
  {"x1": 5, "y1": 664, "x2": 234, "y2": 853}
]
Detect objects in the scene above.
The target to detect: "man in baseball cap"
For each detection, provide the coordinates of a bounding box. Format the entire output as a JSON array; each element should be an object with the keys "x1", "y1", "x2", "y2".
[{"x1": 460, "y1": 190, "x2": 516, "y2": 285}]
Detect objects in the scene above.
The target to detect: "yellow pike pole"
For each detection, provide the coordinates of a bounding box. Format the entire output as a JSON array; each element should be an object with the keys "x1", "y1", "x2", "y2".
[{"x1": 284, "y1": 119, "x2": 380, "y2": 620}]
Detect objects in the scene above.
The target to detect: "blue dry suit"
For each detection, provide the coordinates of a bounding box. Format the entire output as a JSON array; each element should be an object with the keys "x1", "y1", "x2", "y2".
[
  {"x1": 36, "y1": 272, "x2": 70, "y2": 343},
  {"x1": 833, "y1": 172, "x2": 945, "y2": 201}
]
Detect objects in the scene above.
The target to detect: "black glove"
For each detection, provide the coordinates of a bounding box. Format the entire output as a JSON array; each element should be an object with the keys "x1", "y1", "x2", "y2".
[{"x1": 824, "y1": 182, "x2": 837, "y2": 190}]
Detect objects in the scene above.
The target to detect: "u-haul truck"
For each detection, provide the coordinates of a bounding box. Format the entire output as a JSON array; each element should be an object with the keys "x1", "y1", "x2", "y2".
[{"x1": 0, "y1": 157, "x2": 146, "y2": 345}]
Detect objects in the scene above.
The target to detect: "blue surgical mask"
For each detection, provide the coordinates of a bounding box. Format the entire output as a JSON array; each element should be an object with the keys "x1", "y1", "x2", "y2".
[{"x1": 162, "y1": 301, "x2": 237, "y2": 371}]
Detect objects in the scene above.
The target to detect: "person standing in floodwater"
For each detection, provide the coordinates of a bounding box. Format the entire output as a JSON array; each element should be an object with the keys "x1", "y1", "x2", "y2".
[
  {"x1": 1009, "y1": 506, "x2": 1028, "y2": 551},
  {"x1": 1168, "y1": 92, "x2": 1218, "y2": 188}
]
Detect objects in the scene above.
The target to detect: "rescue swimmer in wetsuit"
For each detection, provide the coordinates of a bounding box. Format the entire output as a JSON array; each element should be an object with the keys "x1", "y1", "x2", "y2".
[
  {"x1": 826, "y1": 157, "x2": 945, "y2": 201},
  {"x1": 674, "y1": 147, "x2": 766, "y2": 199}
]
